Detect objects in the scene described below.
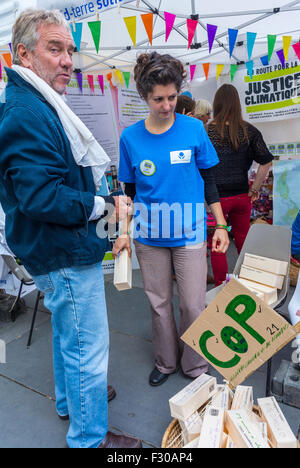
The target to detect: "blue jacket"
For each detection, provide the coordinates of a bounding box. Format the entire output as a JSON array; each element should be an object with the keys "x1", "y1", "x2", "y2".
[{"x1": 0, "y1": 68, "x2": 109, "y2": 276}]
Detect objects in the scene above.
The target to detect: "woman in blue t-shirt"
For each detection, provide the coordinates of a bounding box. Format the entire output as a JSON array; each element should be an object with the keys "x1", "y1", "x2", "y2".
[{"x1": 113, "y1": 52, "x2": 229, "y2": 386}]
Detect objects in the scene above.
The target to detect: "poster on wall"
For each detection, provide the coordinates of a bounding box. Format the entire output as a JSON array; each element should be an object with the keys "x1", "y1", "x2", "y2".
[
  {"x1": 273, "y1": 159, "x2": 300, "y2": 227},
  {"x1": 235, "y1": 60, "x2": 300, "y2": 123},
  {"x1": 118, "y1": 84, "x2": 149, "y2": 128},
  {"x1": 66, "y1": 77, "x2": 120, "y2": 166}
]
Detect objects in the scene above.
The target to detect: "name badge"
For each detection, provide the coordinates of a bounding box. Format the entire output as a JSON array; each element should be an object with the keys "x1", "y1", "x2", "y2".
[{"x1": 170, "y1": 150, "x2": 192, "y2": 165}]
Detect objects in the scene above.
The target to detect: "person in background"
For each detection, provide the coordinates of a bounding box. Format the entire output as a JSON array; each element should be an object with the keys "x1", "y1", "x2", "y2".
[
  {"x1": 207, "y1": 84, "x2": 274, "y2": 286},
  {"x1": 195, "y1": 99, "x2": 212, "y2": 125},
  {"x1": 0, "y1": 8, "x2": 140, "y2": 449},
  {"x1": 113, "y1": 52, "x2": 229, "y2": 386},
  {"x1": 175, "y1": 94, "x2": 196, "y2": 116}
]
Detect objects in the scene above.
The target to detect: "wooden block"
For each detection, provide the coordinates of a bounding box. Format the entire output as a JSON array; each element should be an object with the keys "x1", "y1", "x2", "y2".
[
  {"x1": 257, "y1": 396, "x2": 298, "y2": 448},
  {"x1": 237, "y1": 278, "x2": 278, "y2": 305},
  {"x1": 209, "y1": 385, "x2": 232, "y2": 410},
  {"x1": 179, "y1": 411, "x2": 203, "y2": 445},
  {"x1": 243, "y1": 253, "x2": 288, "y2": 276},
  {"x1": 113, "y1": 249, "x2": 132, "y2": 291},
  {"x1": 169, "y1": 374, "x2": 217, "y2": 420},
  {"x1": 225, "y1": 409, "x2": 270, "y2": 448},
  {"x1": 231, "y1": 386, "x2": 253, "y2": 412},
  {"x1": 240, "y1": 264, "x2": 284, "y2": 289},
  {"x1": 226, "y1": 435, "x2": 237, "y2": 448},
  {"x1": 198, "y1": 407, "x2": 225, "y2": 448}
]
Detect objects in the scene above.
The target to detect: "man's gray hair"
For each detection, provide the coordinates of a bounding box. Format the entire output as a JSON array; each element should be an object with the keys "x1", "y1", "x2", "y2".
[{"x1": 12, "y1": 9, "x2": 70, "y2": 65}]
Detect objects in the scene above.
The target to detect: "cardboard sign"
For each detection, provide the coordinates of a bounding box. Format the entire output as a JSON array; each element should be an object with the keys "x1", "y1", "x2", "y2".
[{"x1": 181, "y1": 279, "x2": 298, "y2": 388}]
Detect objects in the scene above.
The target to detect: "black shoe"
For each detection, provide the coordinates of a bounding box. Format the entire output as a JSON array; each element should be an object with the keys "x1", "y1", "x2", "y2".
[{"x1": 149, "y1": 367, "x2": 170, "y2": 387}]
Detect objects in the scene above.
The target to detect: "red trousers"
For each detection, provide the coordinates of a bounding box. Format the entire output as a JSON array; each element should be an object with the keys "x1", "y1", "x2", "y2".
[{"x1": 209, "y1": 193, "x2": 252, "y2": 286}]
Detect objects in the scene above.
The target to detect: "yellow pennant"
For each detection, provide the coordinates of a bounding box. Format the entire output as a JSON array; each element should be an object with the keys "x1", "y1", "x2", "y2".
[
  {"x1": 124, "y1": 16, "x2": 137, "y2": 47},
  {"x1": 216, "y1": 64, "x2": 224, "y2": 81},
  {"x1": 283, "y1": 36, "x2": 292, "y2": 61},
  {"x1": 115, "y1": 70, "x2": 124, "y2": 86}
]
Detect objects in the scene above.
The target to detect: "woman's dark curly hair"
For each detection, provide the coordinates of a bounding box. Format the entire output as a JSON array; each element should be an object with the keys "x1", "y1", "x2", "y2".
[{"x1": 134, "y1": 52, "x2": 187, "y2": 100}]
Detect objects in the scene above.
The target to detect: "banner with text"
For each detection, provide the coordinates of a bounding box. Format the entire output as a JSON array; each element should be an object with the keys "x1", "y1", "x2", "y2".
[{"x1": 37, "y1": 0, "x2": 133, "y2": 21}]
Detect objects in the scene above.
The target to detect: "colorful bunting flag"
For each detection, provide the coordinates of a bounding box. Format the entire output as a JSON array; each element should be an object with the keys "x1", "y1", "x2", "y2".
[
  {"x1": 76, "y1": 72, "x2": 83, "y2": 93},
  {"x1": 0, "y1": 61, "x2": 2, "y2": 82},
  {"x1": 260, "y1": 55, "x2": 269, "y2": 66},
  {"x1": 246, "y1": 60, "x2": 254, "y2": 80},
  {"x1": 203, "y1": 63, "x2": 210, "y2": 80},
  {"x1": 216, "y1": 64, "x2": 224, "y2": 81},
  {"x1": 207, "y1": 24, "x2": 218, "y2": 53},
  {"x1": 230, "y1": 64, "x2": 238, "y2": 82},
  {"x1": 141, "y1": 13, "x2": 153, "y2": 45},
  {"x1": 124, "y1": 16, "x2": 137, "y2": 47},
  {"x1": 3, "y1": 53, "x2": 12, "y2": 68},
  {"x1": 8, "y1": 43, "x2": 12, "y2": 52},
  {"x1": 190, "y1": 64, "x2": 197, "y2": 81},
  {"x1": 88, "y1": 21, "x2": 101, "y2": 54},
  {"x1": 276, "y1": 49, "x2": 286, "y2": 68},
  {"x1": 123, "y1": 71, "x2": 131, "y2": 89},
  {"x1": 292, "y1": 42, "x2": 300, "y2": 60},
  {"x1": 187, "y1": 18, "x2": 198, "y2": 49},
  {"x1": 106, "y1": 72, "x2": 116, "y2": 89},
  {"x1": 70, "y1": 22, "x2": 83, "y2": 52},
  {"x1": 268, "y1": 35, "x2": 277, "y2": 62},
  {"x1": 115, "y1": 70, "x2": 124, "y2": 86},
  {"x1": 164, "y1": 12, "x2": 176, "y2": 42},
  {"x1": 98, "y1": 75, "x2": 104, "y2": 94},
  {"x1": 87, "y1": 74, "x2": 95, "y2": 93},
  {"x1": 228, "y1": 29, "x2": 239, "y2": 57},
  {"x1": 283, "y1": 36, "x2": 292, "y2": 61},
  {"x1": 247, "y1": 32, "x2": 257, "y2": 60}
]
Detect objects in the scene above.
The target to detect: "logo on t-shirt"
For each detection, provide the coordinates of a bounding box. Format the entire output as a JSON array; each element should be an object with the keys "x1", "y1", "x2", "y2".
[
  {"x1": 170, "y1": 150, "x2": 192, "y2": 164},
  {"x1": 140, "y1": 160, "x2": 156, "y2": 176}
]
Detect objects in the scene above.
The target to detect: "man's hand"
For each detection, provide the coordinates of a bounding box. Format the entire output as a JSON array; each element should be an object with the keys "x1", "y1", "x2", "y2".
[
  {"x1": 112, "y1": 235, "x2": 132, "y2": 259},
  {"x1": 108, "y1": 196, "x2": 133, "y2": 224}
]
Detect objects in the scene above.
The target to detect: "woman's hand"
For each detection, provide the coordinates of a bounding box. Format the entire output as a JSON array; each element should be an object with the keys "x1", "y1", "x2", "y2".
[
  {"x1": 248, "y1": 188, "x2": 260, "y2": 203},
  {"x1": 112, "y1": 235, "x2": 132, "y2": 259},
  {"x1": 212, "y1": 228, "x2": 230, "y2": 253}
]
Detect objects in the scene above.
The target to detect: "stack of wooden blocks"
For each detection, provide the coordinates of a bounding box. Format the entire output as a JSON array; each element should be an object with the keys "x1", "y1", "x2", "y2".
[{"x1": 168, "y1": 376, "x2": 298, "y2": 448}]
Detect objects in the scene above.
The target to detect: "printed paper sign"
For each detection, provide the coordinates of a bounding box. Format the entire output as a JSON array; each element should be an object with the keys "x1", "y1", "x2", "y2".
[{"x1": 182, "y1": 279, "x2": 297, "y2": 388}]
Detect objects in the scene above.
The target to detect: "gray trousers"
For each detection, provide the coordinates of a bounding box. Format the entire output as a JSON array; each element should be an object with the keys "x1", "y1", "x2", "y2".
[{"x1": 134, "y1": 240, "x2": 209, "y2": 378}]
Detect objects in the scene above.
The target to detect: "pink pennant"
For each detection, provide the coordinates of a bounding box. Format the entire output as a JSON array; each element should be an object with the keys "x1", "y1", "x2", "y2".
[
  {"x1": 293, "y1": 42, "x2": 300, "y2": 60},
  {"x1": 190, "y1": 64, "x2": 197, "y2": 81},
  {"x1": 98, "y1": 75, "x2": 104, "y2": 94},
  {"x1": 87, "y1": 75, "x2": 95, "y2": 93},
  {"x1": 187, "y1": 18, "x2": 198, "y2": 49},
  {"x1": 164, "y1": 12, "x2": 176, "y2": 42}
]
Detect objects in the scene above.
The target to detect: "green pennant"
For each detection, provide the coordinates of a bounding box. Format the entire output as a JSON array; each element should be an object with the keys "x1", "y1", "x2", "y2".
[
  {"x1": 230, "y1": 64, "x2": 238, "y2": 82},
  {"x1": 123, "y1": 71, "x2": 131, "y2": 89},
  {"x1": 268, "y1": 34, "x2": 277, "y2": 62},
  {"x1": 88, "y1": 21, "x2": 101, "y2": 54}
]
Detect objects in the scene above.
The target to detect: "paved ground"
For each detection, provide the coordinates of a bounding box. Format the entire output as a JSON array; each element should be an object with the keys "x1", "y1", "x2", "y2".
[{"x1": 0, "y1": 243, "x2": 299, "y2": 448}]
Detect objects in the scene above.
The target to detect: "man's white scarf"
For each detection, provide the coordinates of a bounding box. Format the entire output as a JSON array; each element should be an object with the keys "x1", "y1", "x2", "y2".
[{"x1": 12, "y1": 65, "x2": 110, "y2": 190}]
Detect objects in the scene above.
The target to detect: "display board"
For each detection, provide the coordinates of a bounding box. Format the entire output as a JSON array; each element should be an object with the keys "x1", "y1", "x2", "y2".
[
  {"x1": 118, "y1": 83, "x2": 149, "y2": 128},
  {"x1": 273, "y1": 159, "x2": 300, "y2": 227}
]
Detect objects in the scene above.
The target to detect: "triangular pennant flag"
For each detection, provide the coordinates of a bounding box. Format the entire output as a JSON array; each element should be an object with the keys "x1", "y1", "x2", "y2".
[
  {"x1": 106, "y1": 72, "x2": 116, "y2": 89},
  {"x1": 87, "y1": 75, "x2": 95, "y2": 93},
  {"x1": 260, "y1": 55, "x2": 269, "y2": 66},
  {"x1": 0, "y1": 61, "x2": 2, "y2": 82},
  {"x1": 123, "y1": 71, "x2": 131, "y2": 89},
  {"x1": 187, "y1": 18, "x2": 198, "y2": 49},
  {"x1": 268, "y1": 34, "x2": 277, "y2": 62},
  {"x1": 292, "y1": 42, "x2": 300, "y2": 60},
  {"x1": 277, "y1": 49, "x2": 286, "y2": 68},
  {"x1": 164, "y1": 12, "x2": 176, "y2": 42},
  {"x1": 3, "y1": 53, "x2": 12, "y2": 68},
  {"x1": 246, "y1": 60, "x2": 254, "y2": 80},
  {"x1": 141, "y1": 13, "x2": 153, "y2": 45},
  {"x1": 88, "y1": 21, "x2": 101, "y2": 54},
  {"x1": 70, "y1": 23, "x2": 83, "y2": 52},
  {"x1": 207, "y1": 24, "x2": 218, "y2": 53},
  {"x1": 230, "y1": 64, "x2": 238, "y2": 82},
  {"x1": 76, "y1": 72, "x2": 83, "y2": 93},
  {"x1": 203, "y1": 63, "x2": 210, "y2": 80},
  {"x1": 190, "y1": 64, "x2": 197, "y2": 81},
  {"x1": 8, "y1": 43, "x2": 12, "y2": 52},
  {"x1": 247, "y1": 32, "x2": 257, "y2": 60},
  {"x1": 283, "y1": 36, "x2": 292, "y2": 61},
  {"x1": 228, "y1": 29, "x2": 239, "y2": 57},
  {"x1": 216, "y1": 64, "x2": 224, "y2": 81},
  {"x1": 115, "y1": 70, "x2": 124, "y2": 86},
  {"x1": 98, "y1": 75, "x2": 104, "y2": 94},
  {"x1": 124, "y1": 16, "x2": 137, "y2": 47}
]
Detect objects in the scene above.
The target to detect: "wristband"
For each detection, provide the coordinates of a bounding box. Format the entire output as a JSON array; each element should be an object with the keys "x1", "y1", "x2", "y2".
[{"x1": 215, "y1": 224, "x2": 231, "y2": 232}]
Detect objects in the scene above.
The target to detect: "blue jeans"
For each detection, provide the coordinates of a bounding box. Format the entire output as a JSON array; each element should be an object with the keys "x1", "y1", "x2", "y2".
[{"x1": 32, "y1": 263, "x2": 109, "y2": 448}]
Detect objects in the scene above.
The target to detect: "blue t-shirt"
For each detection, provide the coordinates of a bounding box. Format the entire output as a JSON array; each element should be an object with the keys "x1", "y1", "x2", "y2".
[{"x1": 118, "y1": 113, "x2": 219, "y2": 247}]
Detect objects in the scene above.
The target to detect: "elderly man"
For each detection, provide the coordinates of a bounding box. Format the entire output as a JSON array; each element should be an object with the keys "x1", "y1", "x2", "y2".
[{"x1": 0, "y1": 9, "x2": 141, "y2": 449}]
